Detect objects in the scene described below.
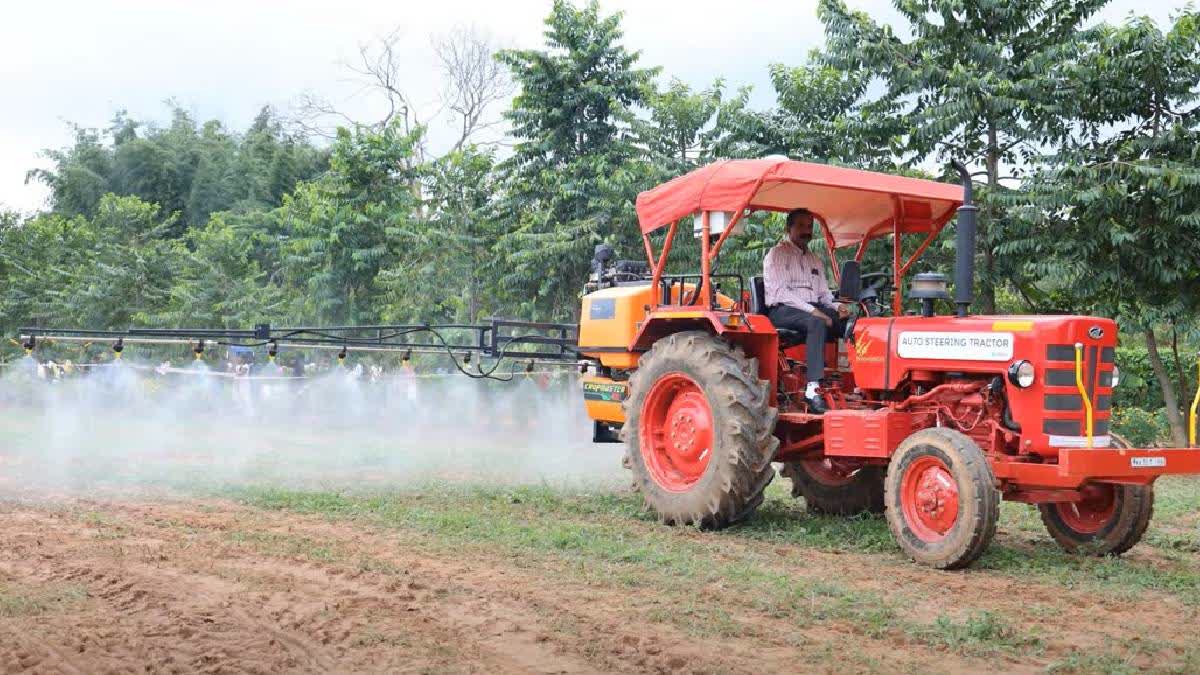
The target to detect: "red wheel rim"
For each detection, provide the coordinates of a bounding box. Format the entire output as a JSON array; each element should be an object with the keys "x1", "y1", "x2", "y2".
[
  {"x1": 1055, "y1": 484, "x2": 1117, "y2": 534},
  {"x1": 639, "y1": 373, "x2": 714, "y2": 492},
  {"x1": 801, "y1": 458, "x2": 856, "y2": 487},
  {"x1": 900, "y1": 455, "x2": 960, "y2": 542}
]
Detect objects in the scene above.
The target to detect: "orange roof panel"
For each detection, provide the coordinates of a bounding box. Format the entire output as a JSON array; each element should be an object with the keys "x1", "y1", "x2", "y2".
[{"x1": 635, "y1": 159, "x2": 964, "y2": 248}]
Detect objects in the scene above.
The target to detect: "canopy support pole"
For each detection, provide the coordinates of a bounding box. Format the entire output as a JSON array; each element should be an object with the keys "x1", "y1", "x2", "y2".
[
  {"x1": 649, "y1": 219, "x2": 679, "y2": 306},
  {"x1": 892, "y1": 195, "x2": 904, "y2": 316},
  {"x1": 699, "y1": 211, "x2": 712, "y2": 307}
]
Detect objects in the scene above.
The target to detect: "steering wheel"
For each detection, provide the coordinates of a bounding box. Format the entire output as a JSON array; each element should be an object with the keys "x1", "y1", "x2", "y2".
[{"x1": 851, "y1": 270, "x2": 892, "y2": 317}]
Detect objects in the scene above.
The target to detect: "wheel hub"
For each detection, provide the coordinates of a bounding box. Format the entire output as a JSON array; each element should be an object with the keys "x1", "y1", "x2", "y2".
[
  {"x1": 639, "y1": 373, "x2": 714, "y2": 492},
  {"x1": 1056, "y1": 483, "x2": 1117, "y2": 534},
  {"x1": 901, "y1": 456, "x2": 959, "y2": 541}
]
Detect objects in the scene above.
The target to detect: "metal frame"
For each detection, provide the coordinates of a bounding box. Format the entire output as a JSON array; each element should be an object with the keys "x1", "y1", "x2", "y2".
[
  {"x1": 640, "y1": 187, "x2": 954, "y2": 317},
  {"x1": 20, "y1": 319, "x2": 580, "y2": 361}
]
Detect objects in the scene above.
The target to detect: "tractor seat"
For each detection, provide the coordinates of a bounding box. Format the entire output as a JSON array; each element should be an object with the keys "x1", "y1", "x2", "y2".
[{"x1": 750, "y1": 276, "x2": 804, "y2": 347}]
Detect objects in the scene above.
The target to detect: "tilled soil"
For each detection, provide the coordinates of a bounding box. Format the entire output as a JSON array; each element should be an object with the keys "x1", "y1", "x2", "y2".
[{"x1": 0, "y1": 497, "x2": 1196, "y2": 674}]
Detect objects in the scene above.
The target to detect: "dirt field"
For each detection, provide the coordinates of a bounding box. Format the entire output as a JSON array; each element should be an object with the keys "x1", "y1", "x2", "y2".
[{"x1": 2, "y1": 478, "x2": 1198, "y2": 674}]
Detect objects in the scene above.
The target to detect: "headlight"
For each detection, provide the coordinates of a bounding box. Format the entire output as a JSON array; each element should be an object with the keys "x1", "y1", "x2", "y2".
[
  {"x1": 1007, "y1": 360, "x2": 1035, "y2": 388},
  {"x1": 1111, "y1": 365, "x2": 1120, "y2": 388}
]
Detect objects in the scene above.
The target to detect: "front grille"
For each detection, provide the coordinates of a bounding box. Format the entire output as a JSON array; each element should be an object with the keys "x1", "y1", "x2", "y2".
[
  {"x1": 1043, "y1": 343, "x2": 1113, "y2": 442},
  {"x1": 1042, "y1": 419, "x2": 1110, "y2": 436}
]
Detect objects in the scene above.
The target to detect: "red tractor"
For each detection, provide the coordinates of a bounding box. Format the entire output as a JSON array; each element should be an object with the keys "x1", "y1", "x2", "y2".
[{"x1": 578, "y1": 158, "x2": 1200, "y2": 569}]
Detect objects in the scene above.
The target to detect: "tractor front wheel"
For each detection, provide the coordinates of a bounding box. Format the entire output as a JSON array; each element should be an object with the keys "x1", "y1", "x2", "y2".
[
  {"x1": 780, "y1": 459, "x2": 885, "y2": 515},
  {"x1": 884, "y1": 428, "x2": 999, "y2": 569},
  {"x1": 623, "y1": 331, "x2": 778, "y2": 528}
]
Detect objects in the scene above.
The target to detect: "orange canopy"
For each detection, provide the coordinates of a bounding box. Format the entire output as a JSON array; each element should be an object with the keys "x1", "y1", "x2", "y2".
[{"x1": 635, "y1": 159, "x2": 964, "y2": 248}]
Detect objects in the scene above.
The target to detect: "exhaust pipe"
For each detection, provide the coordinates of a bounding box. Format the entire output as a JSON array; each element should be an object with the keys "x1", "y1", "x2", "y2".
[{"x1": 950, "y1": 161, "x2": 977, "y2": 317}]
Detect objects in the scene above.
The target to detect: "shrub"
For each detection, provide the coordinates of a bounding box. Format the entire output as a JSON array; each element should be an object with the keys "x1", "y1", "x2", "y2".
[{"x1": 1111, "y1": 406, "x2": 1171, "y2": 447}]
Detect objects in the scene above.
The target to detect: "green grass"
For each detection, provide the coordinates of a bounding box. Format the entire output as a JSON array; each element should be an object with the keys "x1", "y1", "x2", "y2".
[
  {"x1": 0, "y1": 584, "x2": 88, "y2": 617},
  {"x1": 210, "y1": 476, "x2": 1200, "y2": 670},
  {"x1": 230, "y1": 483, "x2": 1064, "y2": 659},
  {"x1": 233, "y1": 479, "x2": 1200, "y2": 602},
  {"x1": 905, "y1": 610, "x2": 1043, "y2": 658}
]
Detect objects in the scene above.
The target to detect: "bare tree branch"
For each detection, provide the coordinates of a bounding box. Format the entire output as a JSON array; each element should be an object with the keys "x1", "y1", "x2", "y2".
[
  {"x1": 432, "y1": 25, "x2": 514, "y2": 152},
  {"x1": 288, "y1": 27, "x2": 428, "y2": 159},
  {"x1": 286, "y1": 24, "x2": 512, "y2": 160}
]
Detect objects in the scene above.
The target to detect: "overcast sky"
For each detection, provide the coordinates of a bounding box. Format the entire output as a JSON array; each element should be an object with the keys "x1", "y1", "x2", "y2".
[{"x1": 0, "y1": 0, "x2": 1186, "y2": 212}]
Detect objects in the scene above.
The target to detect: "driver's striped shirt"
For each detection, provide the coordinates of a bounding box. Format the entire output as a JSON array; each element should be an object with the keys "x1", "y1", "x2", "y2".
[{"x1": 763, "y1": 238, "x2": 834, "y2": 313}]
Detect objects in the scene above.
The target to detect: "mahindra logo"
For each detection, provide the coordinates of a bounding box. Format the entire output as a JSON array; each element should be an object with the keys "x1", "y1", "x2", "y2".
[{"x1": 1088, "y1": 326, "x2": 1104, "y2": 340}]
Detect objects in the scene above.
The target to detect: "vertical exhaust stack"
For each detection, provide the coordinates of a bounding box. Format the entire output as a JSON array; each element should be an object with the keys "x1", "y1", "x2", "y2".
[{"x1": 950, "y1": 160, "x2": 977, "y2": 317}]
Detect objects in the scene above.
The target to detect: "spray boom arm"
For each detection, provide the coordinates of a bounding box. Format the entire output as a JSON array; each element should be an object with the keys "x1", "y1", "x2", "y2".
[{"x1": 19, "y1": 319, "x2": 580, "y2": 380}]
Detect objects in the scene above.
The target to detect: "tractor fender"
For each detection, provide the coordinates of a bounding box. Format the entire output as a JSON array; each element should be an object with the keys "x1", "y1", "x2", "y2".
[{"x1": 630, "y1": 311, "x2": 780, "y2": 403}]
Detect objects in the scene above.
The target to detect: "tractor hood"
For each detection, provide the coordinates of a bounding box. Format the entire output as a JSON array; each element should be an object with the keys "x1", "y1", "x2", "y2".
[{"x1": 851, "y1": 314, "x2": 1119, "y2": 452}]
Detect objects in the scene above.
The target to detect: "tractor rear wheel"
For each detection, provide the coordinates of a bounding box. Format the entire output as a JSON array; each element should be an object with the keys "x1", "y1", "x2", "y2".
[
  {"x1": 884, "y1": 428, "x2": 999, "y2": 569},
  {"x1": 780, "y1": 459, "x2": 885, "y2": 515},
  {"x1": 623, "y1": 331, "x2": 778, "y2": 528}
]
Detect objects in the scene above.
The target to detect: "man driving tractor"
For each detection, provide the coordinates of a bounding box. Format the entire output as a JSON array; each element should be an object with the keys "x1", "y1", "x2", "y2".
[{"x1": 763, "y1": 208, "x2": 850, "y2": 413}]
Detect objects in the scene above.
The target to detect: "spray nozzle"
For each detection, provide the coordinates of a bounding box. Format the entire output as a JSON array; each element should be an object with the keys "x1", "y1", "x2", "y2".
[
  {"x1": 337, "y1": 345, "x2": 347, "y2": 363},
  {"x1": 268, "y1": 340, "x2": 278, "y2": 361},
  {"x1": 112, "y1": 338, "x2": 124, "y2": 359},
  {"x1": 193, "y1": 340, "x2": 205, "y2": 359},
  {"x1": 526, "y1": 360, "x2": 535, "y2": 374},
  {"x1": 22, "y1": 336, "x2": 35, "y2": 355},
  {"x1": 579, "y1": 362, "x2": 589, "y2": 374},
  {"x1": 401, "y1": 348, "x2": 412, "y2": 363}
]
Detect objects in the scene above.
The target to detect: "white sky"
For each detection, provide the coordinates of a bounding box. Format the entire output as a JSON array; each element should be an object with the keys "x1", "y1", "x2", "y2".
[{"x1": 0, "y1": 0, "x2": 1186, "y2": 212}]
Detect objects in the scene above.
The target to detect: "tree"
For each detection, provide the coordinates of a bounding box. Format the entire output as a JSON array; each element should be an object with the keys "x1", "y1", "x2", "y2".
[
  {"x1": 28, "y1": 104, "x2": 326, "y2": 229},
  {"x1": 380, "y1": 147, "x2": 505, "y2": 323},
  {"x1": 25, "y1": 124, "x2": 113, "y2": 217},
  {"x1": 153, "y1": 214, "x2": 283, "y2": 327},
  {"x1": 819, "y1": 0, "x2": 1106, "y2": 313},
  {"x1": 709, "y1": 59, "x2": 903, "y2": 170},
  {"x1": 63, "y1": 194, "x2": 183, "y2": 328},
  {"x1": 1010, "y1": 10, "x2": 1200, "y2": 445},
  {"x1": 279, "y1": 121, "x2": 422, "y2": 325},
  {"x1": 641, "y1": 78, "x2": 725, "y2": 174},
  {"x1": 496, "y1": 0, "x2": 658, "y2": 317}
]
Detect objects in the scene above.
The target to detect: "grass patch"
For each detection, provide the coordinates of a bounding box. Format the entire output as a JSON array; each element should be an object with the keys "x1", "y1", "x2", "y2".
[
  {"x1": 233, "y1": 479, "x2": 1200, "y2": 607},
  {"x1": 0, "y1": 584, "x2": 88, "y2": 617},
  {"x1": 221, "y1": 477, "x2": 1200, "y2": 668},
  {"x1": 906, "y1": 610, "x2": 1042, "y2": 657},
  {"x1": 233, "y1": 482, "x2": 1057, "y2": 656}
]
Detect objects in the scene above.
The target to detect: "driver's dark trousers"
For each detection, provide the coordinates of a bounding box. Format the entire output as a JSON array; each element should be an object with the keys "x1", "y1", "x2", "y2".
[{"x1": 767, "y1": 303, "x2": 847, "y2": 382}]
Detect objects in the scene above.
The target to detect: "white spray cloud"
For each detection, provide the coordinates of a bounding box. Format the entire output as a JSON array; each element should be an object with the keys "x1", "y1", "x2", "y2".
[{"x1": 0, "y1": 357, "x2": 627, "y2": 498}]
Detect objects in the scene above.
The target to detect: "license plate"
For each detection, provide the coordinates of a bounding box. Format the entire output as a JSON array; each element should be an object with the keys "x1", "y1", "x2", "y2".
[{"x1": 1131, "y1": 457, "x2": 1166, "y2": 468}]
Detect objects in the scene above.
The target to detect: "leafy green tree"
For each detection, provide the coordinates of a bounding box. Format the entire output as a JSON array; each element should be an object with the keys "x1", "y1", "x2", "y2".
[
  {"x1": 641, "y1": 78, "x2": 725, "y2": 174},
  {"x1": 25, "y1": 124, "x2": 113, "y2": 217},
  {"x1": 28, "y1": 104, "x2": 326, "y2": 228},
  {"x1": 819, "y1": 0, "x2": 1106, "y2": 313},
  {"x1": 279, "y1": 121, "x2": 422, "y2": 325},
  {"x1": 381, "y1": 147, "x2": 504, "y2": 323},
  {"x1": 0, "y1": 210, "x2": 97, "y2": 338},
  {"x1": 63, "y1": 194, "x2": 184, "y2": 328},
  {"x1": 185, "y1": 120, "x2": 240, "y2": 226},
  {"x1": 1011, "y1": 10, "x2": 1200, "y2": 445},
  {"x1": 153, "y1": 214, "x2": 282, "y2": 327},
  {"x1": 497, "y1": 0, "x2": 658, "y2": 317},
  {"x1": 710, "y1": 59, "x2": 903, "y2": 170}
]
